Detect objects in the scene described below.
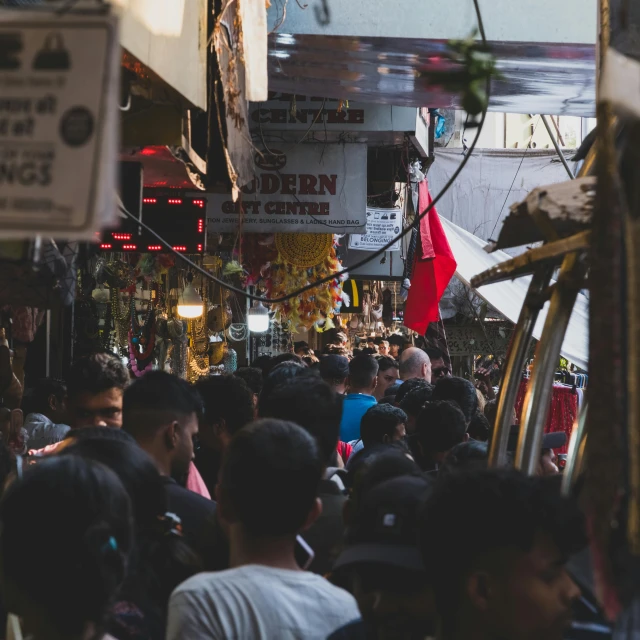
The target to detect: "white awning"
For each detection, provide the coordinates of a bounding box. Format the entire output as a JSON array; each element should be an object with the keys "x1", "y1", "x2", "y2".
[{"x1": 441, "y1": 216, "x2": 589, "y2": 371}]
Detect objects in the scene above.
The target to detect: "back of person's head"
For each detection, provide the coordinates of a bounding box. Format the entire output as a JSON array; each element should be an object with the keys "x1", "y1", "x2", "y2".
[
  {"x1": 346, "y1": 448, "x2": 421, "y2": 518},
  {"x1": 252, "y1": 355, "x2": 273, "y2": 377},
  {"x1": 467, "y1": 411, "x2": 491, "y2": 442},
  {"x1": 65, "y1": 426, "x2": 136, "y2": 445},
  {"x1": 432, "y1": 376, "x2": 478, "y2": 423},
  {"x1": 419, "y1": 470, "x2": 586, "y2": 627},
  {"x1": 377, "y1": 356, "x2": 399, "y2": 373},
  {"x1": 259, "y1": 374, "x2": 341, "y2": 466},
  {"x1": 265, "y1": 353, "x2": 304, "y2": 375},
  {"x1": 219, "y1": 419, "x2": 323, "y2": 537},
  {"x1": 324, "y1": 344, "x2": 350, "y2": 357},
  {"x1": 399, "y1": 385, "x2": 435, "y2": 419},
  {"x1": 346, "y1": 441, "x2": 413, "y2": 490},
  {"x1": 123, "y1": 371, "x2": 202, "y2": 441},
  {"x1": 195, "y1": 375, "x2": 254, "y2": 436},
  {"x1": 438, "y1": 441, "x2": 488, "y2": 478},
  {"x1": 0, "y1": 456, "x2": 133, "y2": 636},
  {"x1": 67, "y1": 352, "x2": 129, "y2": 400},
  {"x1": 234, "y1": 367, "x2": 263, "y2": 396},
  {"x1": 399, "y1": 347, "x2": 431, "y2": 379},
  {"x1": 30, "y1": 377, "x2": 66, "y2": 415},
  {"x1": 349, "y1": 355, "x2": 379, "y2": 389},
  {"x1": 425, "y1": 347, "x2": 445, "y2": 362},
  {"x1": 259, "y1": 362, "x2": 313, "y2": 408},
  {"x1": 395, "y1": 378, "x2": 429, "y2": 405},
  {"x1": 360, "y1": 404, "x2": 408, "y2": 448},
  {"x1": 61, "y1": 439, "x2": 201, "y2": 606},
  {"x1": 415, "y1": 401, "x2": 467, "y2": 458}
]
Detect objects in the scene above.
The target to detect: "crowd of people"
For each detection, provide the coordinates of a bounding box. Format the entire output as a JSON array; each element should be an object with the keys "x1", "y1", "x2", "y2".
[{"x1": 0, "y1": 339, "x2": 604, "y2": 640}]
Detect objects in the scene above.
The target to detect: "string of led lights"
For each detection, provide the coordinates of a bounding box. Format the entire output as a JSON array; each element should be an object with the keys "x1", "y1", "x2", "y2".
[{"x1": 119, "y1": 0, "x2": 490, "y2": 304}]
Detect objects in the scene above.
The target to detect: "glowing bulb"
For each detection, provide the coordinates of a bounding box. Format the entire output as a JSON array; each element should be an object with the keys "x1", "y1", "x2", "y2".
[
  {"x1": 177, "y1": 278, "x2": 203, "y2": 319},
  {"x1": 248, "y1": 301, "x2": 269, "y2": 333}
]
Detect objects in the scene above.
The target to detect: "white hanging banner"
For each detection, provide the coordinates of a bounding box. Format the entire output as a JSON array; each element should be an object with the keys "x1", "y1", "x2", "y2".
[
  {"x1": 348, "y1": 207, "x2": 402, "y2": 251},
  {"x1": 0, "y1": 9, "x2": 120, "y2": 239}
]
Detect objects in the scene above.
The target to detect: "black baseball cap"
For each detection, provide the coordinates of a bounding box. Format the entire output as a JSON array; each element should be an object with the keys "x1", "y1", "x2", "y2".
[
  {"x1": 319, "y1": 355, "x2": 350, "y2": 380},
  {"x1": 334, "y1": 474, "x2": 432, "y2": 573},
  {"x1": 506, "y1": 424, "x2": 567, "y2": 452}
]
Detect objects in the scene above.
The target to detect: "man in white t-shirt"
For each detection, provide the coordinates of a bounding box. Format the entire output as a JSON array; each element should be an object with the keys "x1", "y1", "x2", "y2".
[{"x1": 167, "y1": 419, "x2": 361, "y2": 640}]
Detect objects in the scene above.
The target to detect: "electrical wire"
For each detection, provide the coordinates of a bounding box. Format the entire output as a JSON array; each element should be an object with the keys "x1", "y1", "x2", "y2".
[
  {"x1": 488, "y1": 115, "x2": 541, "y2": 241},
  {"x1": 119, "y1": 0, "x2": 490, "y2": 304}
]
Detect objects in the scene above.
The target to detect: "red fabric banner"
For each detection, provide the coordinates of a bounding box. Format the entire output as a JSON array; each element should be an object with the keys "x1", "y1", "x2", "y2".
[{"x1": 404, "y1": 180, "x2": 457, "y2": 334}]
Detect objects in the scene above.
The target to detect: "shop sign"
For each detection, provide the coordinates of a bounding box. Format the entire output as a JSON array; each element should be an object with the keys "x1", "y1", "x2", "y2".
[
  {"x1": 349, "y1": 208, "x2": 402, "y2": 252},
  {"x1": 204, "y1": 143, "x2": 367, "y2": 234},
  {"x1": 249, "y1": 94, "x2": 418, "y2": 132},
  {"x1": 0, "y1": 10, "x2": 119, "y2": 239}
]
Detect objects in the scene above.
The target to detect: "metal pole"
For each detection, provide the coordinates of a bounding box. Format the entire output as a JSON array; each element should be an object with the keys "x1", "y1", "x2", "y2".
[
  {"x1": 515, "y1": 252, "x2": 586, "y2": 474},
  {"x1": 562, "y1": 402, "x2": 588, "y2": 496},
  {"x1": 541, "y1": 115, "x2": 575, "y2": 180},
  {"x1": 488, "y1": 267, "x2": 553, "y2": 468}
]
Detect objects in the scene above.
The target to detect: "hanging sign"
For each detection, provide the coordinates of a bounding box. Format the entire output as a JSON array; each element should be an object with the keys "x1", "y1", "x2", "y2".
[
  {"x1": 203, "y1": 143, "x2": 367, "y2": 234},
  {"x1": 0, "y1": 10, "x2": 119, "y2": 239},
  {"x1": 348, "y1": 208, "x2": 402, "y2": 252}
]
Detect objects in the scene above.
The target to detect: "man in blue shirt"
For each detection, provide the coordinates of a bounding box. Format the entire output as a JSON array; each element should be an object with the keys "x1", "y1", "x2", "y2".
[{"x1": 339, "y1": 356, "x2": 378, "y2": 443}]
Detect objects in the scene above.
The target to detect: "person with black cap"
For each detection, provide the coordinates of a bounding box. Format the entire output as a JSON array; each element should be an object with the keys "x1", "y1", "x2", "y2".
[
  {"x1": 330, "y1": 475, "x2": 435, "y2": 640},
  {"x1": 320, "y1": 355, "x2": 351, "y2": 396}
]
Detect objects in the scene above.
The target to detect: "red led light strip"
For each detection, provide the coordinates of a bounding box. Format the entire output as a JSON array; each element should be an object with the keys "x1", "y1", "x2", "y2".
[
  {"x1": 167, "y1": 199, "x2": 182, "y2": 205},
  {"x1": 122, "y1": 245, "x2": 137, "y2": 250},
  {"x1": 143, "y1": 197, "x2": 157, "y2": 204},
  {"x1": 100, "y1": 244, "x2": 112, "y2": 250},
  {"x1": 197, "y1": 219, "x2": 204, "y2": 233},
  {"x1": 112, "y1": 233, "x2": 132, "y2": 240},
  {"x1": 147, "y1": 245, "x2": 162, "y2": 251},
  {"x1": 192, "y1": 199, "x2": 205, "y2": 208},
  {"x1": 172, "y1": 246, "x2": 187, "y2": 252},
  {"x1": 197, "y1": 244, "x2": 203, "y2": 252}
]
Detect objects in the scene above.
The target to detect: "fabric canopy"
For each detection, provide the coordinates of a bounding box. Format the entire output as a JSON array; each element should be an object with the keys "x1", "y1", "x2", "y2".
[{"x1": 440, "y1": 216, "x2": 589, "y2": 371}]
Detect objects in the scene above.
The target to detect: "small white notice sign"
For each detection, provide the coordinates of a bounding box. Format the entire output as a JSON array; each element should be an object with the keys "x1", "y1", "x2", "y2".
[
  {"x1": 0, "y1": 9, "x2": 119, "y2": 239},
  {"x1": 348, "y1": 207, "x2": 402, "y2": 252}
]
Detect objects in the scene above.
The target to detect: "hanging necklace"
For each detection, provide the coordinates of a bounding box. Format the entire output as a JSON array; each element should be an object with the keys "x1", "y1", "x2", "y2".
[{"x1": 128, "y1": 293, "x2": 156, "y2": 376}]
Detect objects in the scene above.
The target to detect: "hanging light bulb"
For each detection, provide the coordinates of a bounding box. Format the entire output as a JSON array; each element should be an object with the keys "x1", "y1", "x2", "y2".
[
  {"x1": 177, "y1": 272, "x2": 203, "y2": 319},
  {"x1": 248, "y1": 299, "x2": 269, "y2": 333}
]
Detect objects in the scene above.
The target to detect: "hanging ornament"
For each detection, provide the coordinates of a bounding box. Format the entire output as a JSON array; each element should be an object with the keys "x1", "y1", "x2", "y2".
[
  {"x1": 223, "y1": 346, "x2": 238, "y2": 373},
  {"x1": 227, "y1": 323, "x2": 248, "y2": 342}
]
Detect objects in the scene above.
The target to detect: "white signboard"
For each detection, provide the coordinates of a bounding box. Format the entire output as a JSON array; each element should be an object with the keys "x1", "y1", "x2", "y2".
[
  {"x1": 349, "y1": 208, "x2": 402, "y2": 251},
  {"x1": 0, "y1": 10, "x2": 119, "y2": 238},
  {"x1": 205, "y1": 143, "x2": 367, "y2": 234}
]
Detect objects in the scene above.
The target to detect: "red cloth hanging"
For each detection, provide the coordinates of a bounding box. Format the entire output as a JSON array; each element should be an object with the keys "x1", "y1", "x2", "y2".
[
  {"x1": 514, "y1": 379, "x2": 577, "y2": 454},
  {"x1": 404, "y1": 180, "x2": 457, "y2": 334}
]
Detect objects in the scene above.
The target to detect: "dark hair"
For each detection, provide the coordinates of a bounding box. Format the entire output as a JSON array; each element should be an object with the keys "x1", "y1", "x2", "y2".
[
  {"x1": 467, "y1": 412, "x2": 491, "y2": 442},
  {"x1": 252, "y1": 356, "x2": 273, "y2": 377},
  {"x1": 419, "y1": 470, "x2": 587, "y2": 625},
  {"x1": 439, "y1": 441, "x2": 488, "y2": 478},
  {"x1": 260, "y1": 362, "x2": 313, "y2": 408},
  {"x1": 31, "y1": 377, "x2": 67, "y2": 414},
  {"x1": 67, "y1": 353, "x2": 129, "y2": 400},
  {"x1": 234, "y1": 367, "x2": 263, "y2": 395},
  {"x1": 415, "y1": 401, "x2": 467, "y2": 456},
  {"x1": 345, "y1": 442, "x2": 415, "y2": 490},
  {"x1": 259, "y1": 375, "x2": 341, "y2": 466},
  {"x1": 377, "y1": 356, "x2": 399, "y2": 373},
  {"x1": 65, "y1": 426, "x2": 136, "y2": 445},
  {"x1": 360, "y1": 404, "x2": 408, "y2": 448},
  {"x1": 302, "y1": 355, "x2": 319, "y2": 367},
  {"x1": 432, "y1": 377, "x2": 478, "y2": 423},
  {"x1": 360, "y1": 347, "x2": 378, "y2": 356},
  {"x1": 349, "y1": 355, "x2": 379, "y2": 389},
  {"x1": 425, "y1": 347, "x2": 445, "y2": 361},
  {"x1": 399, "y1": 385, "x2": 435, "y2": 418},
  {"x1": 61, "y1": 440, "x2": 201, "y2": 611},
  {"x1": 220, "y1": 419, "x2": 323, "y2": 537},
  {"x1": 323, "y1": 344, "x2": 350, "y2": 357},
  {"x1": 265, "y1": 353, "x2": 304, "y2": 375},
  {"x1": 195, "y1": 375, "x2": 254, "y2": 437},
  {"x1": 0, "y1": 456, "x2": 133, "y2": 636},
  {"x1": 123, "y1": 371, "x2": 202, "y2": 440},
  {"x1": 395, "y1": 378, "x2": 429, "y2": 405}
]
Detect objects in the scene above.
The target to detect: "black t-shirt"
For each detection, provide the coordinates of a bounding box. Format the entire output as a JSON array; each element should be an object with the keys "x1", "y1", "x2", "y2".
[{"x1": 161, "y1": 477, "x2": 217, "y2": 562}]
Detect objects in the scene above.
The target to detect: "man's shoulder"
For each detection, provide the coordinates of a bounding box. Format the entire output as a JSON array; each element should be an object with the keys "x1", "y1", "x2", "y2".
[{"x1": 163, "y1": 478, "x2": 217, "y2": 515}]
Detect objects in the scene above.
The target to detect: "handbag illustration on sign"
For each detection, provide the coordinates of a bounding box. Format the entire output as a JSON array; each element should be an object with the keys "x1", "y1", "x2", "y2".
[{"x1": 33, "y1": 33, "x2": 70, "y2": 71}]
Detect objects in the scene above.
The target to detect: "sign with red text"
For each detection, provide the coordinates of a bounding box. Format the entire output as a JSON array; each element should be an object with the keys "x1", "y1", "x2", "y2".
[{"x1": 203, "y1": 143, "x2": 367, "y2": 233}]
